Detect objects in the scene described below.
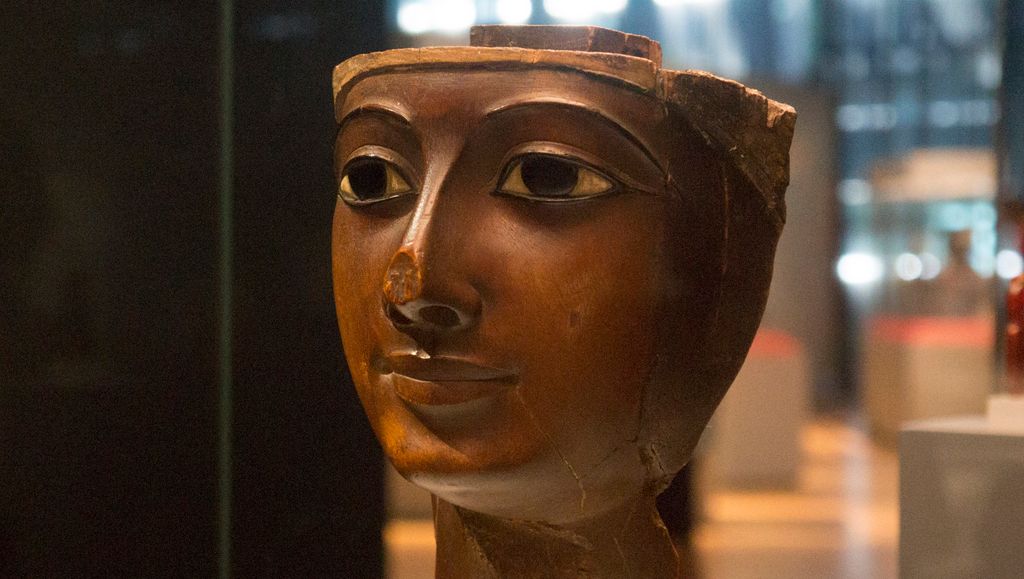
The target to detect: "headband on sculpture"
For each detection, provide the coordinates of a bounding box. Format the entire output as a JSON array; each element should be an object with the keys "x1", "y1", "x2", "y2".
[{"x1": 333, "y1": 25, "x2": 796, "y2": 228}]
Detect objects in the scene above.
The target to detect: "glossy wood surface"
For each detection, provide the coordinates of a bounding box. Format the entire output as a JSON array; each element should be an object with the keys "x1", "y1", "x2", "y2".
[{"x1": 331, "y1": 25, "x2": 795, "y2": 578}]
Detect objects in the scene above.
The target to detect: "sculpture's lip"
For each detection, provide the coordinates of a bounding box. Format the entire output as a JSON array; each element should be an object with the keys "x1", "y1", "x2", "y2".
[
  {"x1": 383, "y1": 354, "x2": 518, "y2": 406},
  {"x1": 386, "y1": 354, "x2": 516, "y2": 381}
]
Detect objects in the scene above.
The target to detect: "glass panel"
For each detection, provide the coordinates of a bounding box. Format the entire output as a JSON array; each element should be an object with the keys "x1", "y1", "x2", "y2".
[
  {"x1": 2, "y1": 2, "x2": 386, "y2": 575},
  {"x1": 1, "y1": 4, "x2": 220, "y2": 575}
]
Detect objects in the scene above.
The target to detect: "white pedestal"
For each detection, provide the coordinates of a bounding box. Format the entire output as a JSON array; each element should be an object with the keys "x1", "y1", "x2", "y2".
[
  {"x1": 705, "y1": 329, "x2": 809, "y2": 488},
  {"x1": 988, "y1": 394, "x2": 1024, "y2": 431},
  {"x1": 864, "y1": 316, "x2": 993, "y2": 446},
  {"x1": 900, "y1": 415, "x2": 1024, "y2": 579}
]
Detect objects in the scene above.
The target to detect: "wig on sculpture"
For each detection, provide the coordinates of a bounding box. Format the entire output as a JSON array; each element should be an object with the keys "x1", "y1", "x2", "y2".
[{"x1": 330, "y1": 26, "x2": 795, "y2": 578}]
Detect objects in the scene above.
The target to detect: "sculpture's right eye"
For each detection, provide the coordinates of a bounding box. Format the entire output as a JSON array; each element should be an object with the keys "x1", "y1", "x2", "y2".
[{"x1": 338, "y1": 156, "x2": 414, "y2": 206}]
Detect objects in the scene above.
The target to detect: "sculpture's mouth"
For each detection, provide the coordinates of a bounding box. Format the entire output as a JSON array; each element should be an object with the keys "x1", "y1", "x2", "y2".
[{"x1": 383, "y1": 354, "x2": 518, "y2": 406}]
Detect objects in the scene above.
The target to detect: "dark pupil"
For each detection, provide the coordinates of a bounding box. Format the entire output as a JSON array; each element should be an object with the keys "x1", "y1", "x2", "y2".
[
  {"x1": 520, "y1": 156, "x2": 578, "y2": 197},
  {"x1": 347, "y1": 159, "x2": 387, "y2": 200}
]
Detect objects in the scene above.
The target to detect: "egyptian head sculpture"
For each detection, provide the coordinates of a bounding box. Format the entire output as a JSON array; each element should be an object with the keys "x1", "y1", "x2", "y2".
[{"x1": 331, "y1": 25, "x2": 795, "y2": 578}]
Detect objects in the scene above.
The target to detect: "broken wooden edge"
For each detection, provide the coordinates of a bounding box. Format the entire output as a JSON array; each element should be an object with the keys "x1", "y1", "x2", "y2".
[
  {"x1": 470, "y1": 24, "x2": 662, "y2": 66},
  {"x1": 660, "y1": 70, "x2": 796, "y2": 228},
  {"x1": 332, "y1": 28, "x2": 796, "y2": 225}
]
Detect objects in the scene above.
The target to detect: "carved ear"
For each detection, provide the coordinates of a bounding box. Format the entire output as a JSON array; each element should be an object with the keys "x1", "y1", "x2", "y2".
[{"x1": 660, "y1": 70, "x2": 796, "y2": 231}]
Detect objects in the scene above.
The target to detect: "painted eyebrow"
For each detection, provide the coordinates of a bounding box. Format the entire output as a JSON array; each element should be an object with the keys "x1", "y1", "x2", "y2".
[
  {"x1": 337, "y1": 103, "x2": 413, "y2": 131},
  {"x1": 483, "y1": 99, "x2": 666, "y2": 175}
]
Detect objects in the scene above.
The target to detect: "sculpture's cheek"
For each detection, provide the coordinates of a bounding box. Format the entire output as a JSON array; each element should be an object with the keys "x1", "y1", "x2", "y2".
[
  {"x1": 326, "y1": 65, "x2": 707, "y2": 523},
  {"x1": 333, "y1": 188, "x2": 670, "y2": 523}
]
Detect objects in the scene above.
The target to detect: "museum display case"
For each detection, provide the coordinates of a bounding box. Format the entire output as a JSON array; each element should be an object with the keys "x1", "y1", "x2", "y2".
[{"x1": 2, "y1": 2, "x2": 387, "y2": 576}]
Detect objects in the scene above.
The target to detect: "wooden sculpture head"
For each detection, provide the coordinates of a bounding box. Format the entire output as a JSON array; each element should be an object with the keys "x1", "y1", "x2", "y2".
[{"x1": 332, "y1": 26, "x2": 795, "y2": 577}]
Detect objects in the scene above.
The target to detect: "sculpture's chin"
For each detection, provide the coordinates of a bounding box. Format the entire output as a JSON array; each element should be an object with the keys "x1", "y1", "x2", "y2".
[
  {"x1": 392, "y1": 438, "x2": 650, "y2": 526},
  {"x1": 366, "y1": 369, "x2": 700, "y2": 526},
  {"x1": 369, "y1": 384, "x2": 550, "y2": 473}
]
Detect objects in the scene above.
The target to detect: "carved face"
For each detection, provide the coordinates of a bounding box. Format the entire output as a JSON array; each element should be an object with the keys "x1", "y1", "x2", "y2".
[{"x1": 332, "y1": 67, "x2": 724, "y2": 524}]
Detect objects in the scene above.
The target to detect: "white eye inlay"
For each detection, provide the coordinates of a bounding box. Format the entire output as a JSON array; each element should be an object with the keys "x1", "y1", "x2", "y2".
[
  {"x1": 498, "y1": 154, "x2": 615, "y2": 200},
  {"x1": 338, "y1": 158, "x2": 413, "y2": 205},
  {"x1": 574, "y1": 166, "x2": 613, "y2": 196},
  {"x1": 387, "y1": 165, "x2": 410, "y2": 194},
  {"x1": 501, "y1": 163, "x2": 528, "y2": 193}
]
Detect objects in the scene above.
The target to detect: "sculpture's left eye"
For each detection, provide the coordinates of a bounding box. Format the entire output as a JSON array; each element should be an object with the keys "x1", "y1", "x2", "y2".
[
  {"x1": 496, "y1": 154, "x2": 617, "y2": 201},
  {"x1": 338, "y1": 157, "x2": 414, "y2": 205}
]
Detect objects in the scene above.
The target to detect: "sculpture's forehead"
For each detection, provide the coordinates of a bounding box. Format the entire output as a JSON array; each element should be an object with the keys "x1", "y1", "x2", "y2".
[
  {"x1": 338, "y1": 67, "x2": 666, "y2": 139},
  {"x1": 331, "y1": 44, "x2": 796, "y2": 220}
]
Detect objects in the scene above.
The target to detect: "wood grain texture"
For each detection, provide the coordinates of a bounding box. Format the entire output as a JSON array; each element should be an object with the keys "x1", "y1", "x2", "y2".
[{"x1": 470, "y1": 25, "x2": 662, "y2": 66}]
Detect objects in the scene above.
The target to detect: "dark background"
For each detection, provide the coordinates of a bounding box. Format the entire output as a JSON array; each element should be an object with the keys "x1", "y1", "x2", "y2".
[{"x1": 2, "y1": 2, "x2": 386, "y2": 575}]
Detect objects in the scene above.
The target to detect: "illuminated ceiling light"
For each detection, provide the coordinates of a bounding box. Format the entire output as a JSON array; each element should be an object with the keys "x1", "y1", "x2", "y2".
[
  {"x1": 920, "y1": 253, "x2": 942, "y2": 280},
  {"x1": 594, "y1": 0, "x2": 628, "y2": 12},
  {"x1": 544, "y1": 0, "x2": 596, "y2": 20},
  {"x1": 544, "y1": 0, "x2": 627, "y2": 21},
  {"x1": 397, "y1": 1, "x2": 433, "y2": 35},
  {"x1": 653, "y1": 0, "x2": 723, "y2": 6},
  {"x1": 496, "y1": 0, "x2": 532, "y2": 24},
  {"x1": 397, "y1": 0, "x2": 476, "y2": 35},
  {"x1": 997, "y1": 250, "x2": 1024, "y2": 279},
  {"x1": 836, "y1": 252, "x2": 884, "y2": 286},
  {"x1": 434, "y1": 0, "x2": 476, "y2": 33},
  {"x1": 894, "y1": 253, "x2": 923, "y2": 281}
]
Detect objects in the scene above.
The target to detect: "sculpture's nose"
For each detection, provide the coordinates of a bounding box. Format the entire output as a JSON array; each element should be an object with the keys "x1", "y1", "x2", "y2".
[
  {"x1": 383, "y1": 247, "x2": 477, "y2": 334},
  {"x1": 383, "y1": 250, "x2": 422, "y2": 306},
  {"x1": 382, "y1": 145, "x2": 481, "y2": 338}
]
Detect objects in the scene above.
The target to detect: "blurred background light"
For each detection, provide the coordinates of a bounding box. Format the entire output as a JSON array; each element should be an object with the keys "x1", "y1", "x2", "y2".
[
  {"x1": 543, "y1": 0, "x2": 627, "y2": 22},
  {"x1": 595, "y1": 0, "x2": 629, "y2": 12},
  {"x1": 437, "y1": 0, "x2": 476, "y2": 32},
  {"x1": 920, "y1": 252, "x2": 943, "y2": 280},
  {"x1": 894, "y1": 253, "x2": 924, "y2": 281},
  {"x1": 996, "y1": 249, "x2": 1024, "y2": 279},
  {"x1": 839, "y1": 179, "x2": 873, "y2": 206},
  {"x1": 397, "y1": 0, "x2": 476, "y2": 35},
  {"x1": 397, "y1": 2, "x2": 432, "y2": 34},
  {"x1": 496, "y1": 0, "x2": 532, "y2": 24},
  {"x1": 938, "y1": 203, "x2": 972, "y2": 231},
  {"x1": 837, "y1": 252, "x2": 884, "y2": 286},
  {"x1": 653, "y1": 0, "x2": 724, "y2": 7}
]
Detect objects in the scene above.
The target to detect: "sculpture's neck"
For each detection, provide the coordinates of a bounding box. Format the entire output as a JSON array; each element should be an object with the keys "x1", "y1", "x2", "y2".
[{"x1": 432, "y1": 495, "x2": 680, "y2": 578}]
